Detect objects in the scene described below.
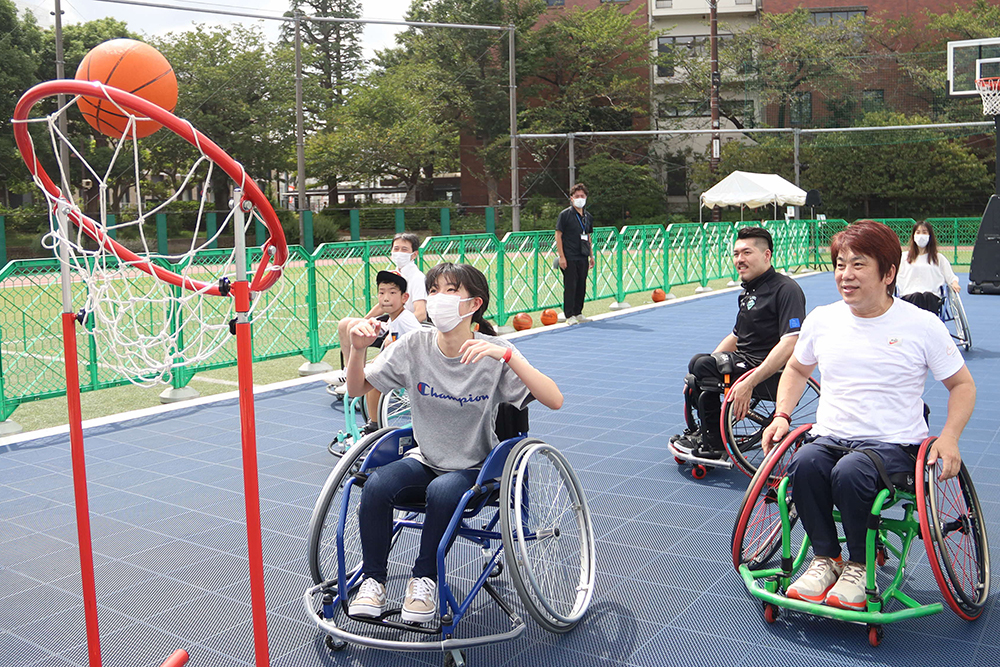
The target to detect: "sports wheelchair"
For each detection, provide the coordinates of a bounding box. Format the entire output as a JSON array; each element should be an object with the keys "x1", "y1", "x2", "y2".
[
  {"x1": 732, "y1": 424, "x2": 990, "y2": 646},
  {"x1": 303, "y1": 405, "x2": 596, "y2": 665},
  {"x1": 940, "y1": 285, "x2": 972, "y2": 351},
  {"x1": 668, "y1": 352, "x2": 820, "y2": 479}
]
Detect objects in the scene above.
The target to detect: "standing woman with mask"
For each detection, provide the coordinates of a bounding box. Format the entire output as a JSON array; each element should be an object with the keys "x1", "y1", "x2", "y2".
[
  {"x1": 555, "y1": 183, "x2": 595, "y2": 324},
  {"x1": 897, "y1": 221, "x2": 960, "y2": 313},
  {"x1": 344, "y1": 262, "x2": 563, "y2": 624}
]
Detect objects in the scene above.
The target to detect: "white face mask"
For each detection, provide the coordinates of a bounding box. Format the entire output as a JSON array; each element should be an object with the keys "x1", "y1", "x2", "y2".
[
  {"x1": 391, "y1": 251, "x2": 413, "y2": 268},
  {"x1": 572, "y1": 197, "x2": 586, "y2": 209},
  {"x1": 913, "y1": 234, "x2": 930, "y2": 249},
  {"x1": 426, "y1": 293, "x2": 475, "y2": 332}
]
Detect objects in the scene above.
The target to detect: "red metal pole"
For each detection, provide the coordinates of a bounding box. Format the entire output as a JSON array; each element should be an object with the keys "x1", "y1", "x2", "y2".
[
  {"x1": 62, "y1": 311, "x2": 102, "y2": 667},
  {"x1": 232, "y1": 280, "x2": 270, "y2": 667},
  {"x1": 158, "y1": 649, "x2": 189, "y2": 667}
]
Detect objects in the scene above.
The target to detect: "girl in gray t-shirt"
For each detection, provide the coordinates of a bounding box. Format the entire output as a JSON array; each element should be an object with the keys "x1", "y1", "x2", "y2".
[{"x1": 342, "y1": 263, "x2": 564, "y2": 625}]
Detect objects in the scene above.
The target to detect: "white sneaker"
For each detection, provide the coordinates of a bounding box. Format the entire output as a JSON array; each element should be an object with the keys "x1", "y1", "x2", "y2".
[
  {"x1": 576, "y1": 314, "x2": 591, "y2": 323},
  {"x1": 786, "y1": 556, "x2": 844, "y2": 603},
  {"x1": 565, "y1": 315, "x2": 579, "y2": 326},
  {"x1": 326, "y1": 369, "x2": 347, "y2": 387},
  {"x1": 825, "y1": 561, "x2": 868, "y2": 610},
  {"x1": 332, "y1": 383, "x2": 347, "y2": 397},
  {"x1": 348, "y1": 578, "x2": 386, "y2": 618},
  {"x1": 401, "y1": 576, "x2": 437, "y2": 623}
]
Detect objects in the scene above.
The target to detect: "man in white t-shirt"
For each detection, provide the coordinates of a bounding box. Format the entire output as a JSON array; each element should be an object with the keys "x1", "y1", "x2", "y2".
[
  {"x1": 328, "y1": 233, "x2": 427, "y2": 391},
  {"x1": 761, "y1": 220, "x2": 975, "y2": 612}
]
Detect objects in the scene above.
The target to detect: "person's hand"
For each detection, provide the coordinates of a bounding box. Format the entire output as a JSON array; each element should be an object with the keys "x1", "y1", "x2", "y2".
[
  {"x1": 726, "y1": 379, "x2": 754, "y2": 421},
  {"x1": 761, "y1": 416, "x2": 789, "y2": 455},
  {"x1": 927, "y1": 434, "x2": 962, "y2": 481},
  {"x1": 459, "y1": 339, "x2": 509, "y2": 364},
  {"x1": 349, "y1": 318, "x2": 381, "y2": 350},
  {"x1": 951, "y1": 279, "x2": 960, "y2": 293},
  {"x1": 588, "y1": 255, "x2": 595, "y2": 269},
  {"x1": 559, "y1": 256, "x2": 568, "y2": 270}
]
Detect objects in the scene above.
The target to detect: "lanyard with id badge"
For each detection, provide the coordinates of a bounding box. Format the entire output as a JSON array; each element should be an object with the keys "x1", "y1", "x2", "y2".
[{"x1": 576, "y1": 210, "x2": 592, "y2": 257}]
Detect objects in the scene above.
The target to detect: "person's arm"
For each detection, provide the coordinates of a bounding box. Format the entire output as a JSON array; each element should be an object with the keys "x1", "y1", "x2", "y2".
[
  {"x1": 761, "y1": 355, "x2": 816, "y2": 453},
  {"x1": 939, "y1": 254, "x2": 960, "y2": 292},
  {"x1": 412, "y1": 300, "x2": 427, "y2": 323},
  {"x1": 345, "y1": 319, "x2": 379, "y2": 397},
  {"x1": 928, "y1": 365, "x2": 975, "y2": 480},
  {"x1": 726, "y1": 335, "x2": 798, "y2": 421},
  {"x1": 459, "y1": 340, "x2": 563, "y2": 410},
  {"x1": 713, "y1": 333, "x2": 738, "y2": 354},
  {"x1": 555, "y1": 230, "x2": 567, "y2": 269}
]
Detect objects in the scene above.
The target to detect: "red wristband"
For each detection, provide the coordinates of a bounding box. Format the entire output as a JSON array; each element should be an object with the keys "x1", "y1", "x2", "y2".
[
  {"x1": 501, "y1": 348, "x2": 513, "y2": 364},
  {"x1": 773, "y1": 412, "x2": 792, "y2": 423}
]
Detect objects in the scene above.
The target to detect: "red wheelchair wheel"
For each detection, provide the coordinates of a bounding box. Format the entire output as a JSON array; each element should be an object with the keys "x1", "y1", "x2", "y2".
[
  {"x1": 916, "y1": 438, "x2": 990, "y2": 620},
  {"x1": 731, "y1": 424, "x2": 810, "y2": 571}
]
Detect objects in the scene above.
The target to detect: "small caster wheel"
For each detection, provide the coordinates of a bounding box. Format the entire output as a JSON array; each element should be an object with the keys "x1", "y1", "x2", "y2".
[
  {"x1": 325, "y1": 635, "x2": 347, "y2": 652},
  {"x1": 868, "y1": 624, "x2": 883, "y2": 647},
  {"x1": 487, "y1": 560, "x2": 504, "y2": 577},
  {"x1": 876, "y1": 548, "x2": 887, "y2": 567},
  {"x1": 763, "y1": 603, "x2": 779, "y2": 623},
  {"x1": 674, "y1": 456, "x2": 685, "y2": 465},
  {"x1": 444, "y1": 649, "x2": 467, "y2": 667},
  {"x1": 692, "y1": 464, "x2": 707, "y2": 480}
]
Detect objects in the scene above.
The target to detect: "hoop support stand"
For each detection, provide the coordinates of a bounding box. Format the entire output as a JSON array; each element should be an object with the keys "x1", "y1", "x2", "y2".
[{"x1": 232, "y1": 190, "x2": 271, "y2": 667}]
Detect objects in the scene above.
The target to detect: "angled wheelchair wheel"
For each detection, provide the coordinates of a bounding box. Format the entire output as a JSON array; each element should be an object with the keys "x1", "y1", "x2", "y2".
[
  {"x1": 723, "y1": 373, "x2": 820, "y2": 478},
  {"x1": 377, "y1": 387, "x2": 410, "y2": 430},
  {"x1": 916, "y1": 438, "x2": 990, "y2": 620},
  {"x1": 500, "y1": 439, "x2": 595, "y2": 633},
  {"x1": 307, "y1": 426, "x2": 396, "y2": 585},
  {"x1": 945, "y1": 289, "x2": 972, "y2": 351},
  {"x1": 731, "y1": 424, "x2": 810, "y2": 571}
]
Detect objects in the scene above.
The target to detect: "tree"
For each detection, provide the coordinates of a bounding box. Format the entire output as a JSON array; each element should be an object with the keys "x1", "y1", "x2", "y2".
[
  {"x1": 0, "y1": 0, "x2": 43, "y2": 204},
  {"x1": 151, "y1": 25, "x2": 298, "y2": 211},
  {"x1": 688, "y1": 136, "x2": 797, "y2": 194},
  {"x1": 281, "y1": 0, "x2": 363, "y2": 111},
  {"x1": 577, "y1": 153, "x2": 664, "y2": 226},
  {"x1": 306, "y1": 62, "x2": 459, "y2": 203},
  {"x1": 726, "y1": 8, "x2": 876, "y2": 128},
  {"x1": 801, "y1": 111, "x2": 991, "y2": 218}
]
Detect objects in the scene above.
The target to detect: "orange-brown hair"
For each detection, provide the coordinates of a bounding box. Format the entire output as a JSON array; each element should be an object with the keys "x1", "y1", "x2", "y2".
[{"x1": 830, "y1": 220, "x2": 902, "y2": 296}]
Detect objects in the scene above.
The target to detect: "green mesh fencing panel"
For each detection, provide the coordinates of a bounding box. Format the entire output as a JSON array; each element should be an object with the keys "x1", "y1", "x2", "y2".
[
  {"x1": 870, "y1": 219, "x2": 917, "y2": 245},
  {"x1": 314, "y1": 239, "x2": 392, "y2": 353},
  {"x1": 619, "y1": 225, "x2": 666, "y2": 297},
  {"x1": 666, "y1": 224, "x2": 699, "y2": 287},
  {"x1": 761, "y1": 220, "x2": 812, "y2": 273},
  {"x1": 419, "y1": 234, "x2": 500, "y2": 322},
  {"x1": 249, "y1": 245, "x2": 312, "y2": 362},
  {"x1": 500, "y1": 231, "x2": 562, "y2": 320},
  {"x1": 926, "y1": 217, "x2": 979, "y2": 265},
  {"x1": 701, "y1": 223, "x2": 735, "y2": 285},
  {"x1": 589, "y1": 227, "x2": 618, "y2": 301}
]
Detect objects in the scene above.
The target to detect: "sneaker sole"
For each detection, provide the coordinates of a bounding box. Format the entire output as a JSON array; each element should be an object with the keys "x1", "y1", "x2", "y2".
[
  {"x1": 400, "y1": 607, "x2": 436, "y2": 623},
  {"x1": 348, "y1": 603, "x2": 385, "y2": 618},
  {"x1": 787, "y1": 584, "x2": 835, "y2": 604},
  {"x1": 825, "y1": 593, "x2": 866, "y2": 610}
]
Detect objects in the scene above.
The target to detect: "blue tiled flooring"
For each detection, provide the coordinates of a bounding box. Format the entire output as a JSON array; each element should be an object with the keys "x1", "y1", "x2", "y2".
[{"x1": 1, "y1": 272, "x2": 998, "y2": 666}]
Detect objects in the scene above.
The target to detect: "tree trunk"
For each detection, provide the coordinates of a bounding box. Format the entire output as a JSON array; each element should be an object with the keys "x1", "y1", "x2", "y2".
[
  {"x1": 486, "y1": 177, "x2": 500, "y2": 212},
  {"x1": 417, "y1": 164, "x2": 435, "y2": 202},
  {"x1": 328, "y1": 177, "x2": 339, "y2": 209}
]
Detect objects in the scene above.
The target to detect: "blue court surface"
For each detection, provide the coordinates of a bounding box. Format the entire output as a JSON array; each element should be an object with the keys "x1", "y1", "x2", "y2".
[{"x1": 1, "y1": 271, "x2": 998, "y2": 667}]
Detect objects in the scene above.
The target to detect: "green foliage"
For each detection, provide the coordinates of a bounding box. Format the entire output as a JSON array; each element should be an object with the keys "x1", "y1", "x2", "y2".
[
  {"x1": 577, "y1": 154, "x2": 665, "y2": 227},
  {"x1": 0, "y1": 0, "x2": 42, "y2": 195},
  {"x1": 688, "y1": 136, "x2": 796, "y2": 193}
]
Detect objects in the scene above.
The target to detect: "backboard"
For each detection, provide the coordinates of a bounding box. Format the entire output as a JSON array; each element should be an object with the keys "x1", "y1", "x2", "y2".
[{"x1": 947, "y1": 37, "x2": 1000, "y2": 97}]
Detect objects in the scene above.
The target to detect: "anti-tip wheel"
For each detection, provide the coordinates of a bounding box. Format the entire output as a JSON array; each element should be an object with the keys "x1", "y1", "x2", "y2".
[
  {"x1": 692, "y1": 464, "x2": 707, "y2": 480},
  {"x1": 325, "y1": 635, "x2": 347, "y2": 652},
  {"x1": 763, "y1": 603, "x2": 779, "y2": 624},
  {"x1": 868, "y1": 625, "x2": 883, "y2": 647}
]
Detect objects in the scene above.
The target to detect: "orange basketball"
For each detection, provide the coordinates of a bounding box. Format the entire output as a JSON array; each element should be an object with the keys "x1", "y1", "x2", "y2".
[
  {"x1": 540, "y1": 308, "x2": 558, "y2": 326},
  {"x1": 75, "y1": 39, "x2": 178, "y2": 139},
  {"x1": 652, "y1": 288, "x2": 667, "y2": 302},
  {"x1": 512, "y1": 313, "x2": 532, "y2": 331}
]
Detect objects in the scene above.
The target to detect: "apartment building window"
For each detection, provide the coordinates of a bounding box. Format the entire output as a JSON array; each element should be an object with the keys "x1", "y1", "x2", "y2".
[
  {"x1": 790, "y1": 92, "x2": 812, "y2": 125},
  {"x1": 657, "y1": 101, "x2": 707, "y2": 118},
  {"x1": 655, "y1": 0, "x2": 672, "y2": 7},
  {"x1": 656, "y1": 35, "x2": 732, "y2": 78},
  {"x1": 545, "y1": 0, "x2": 564, "y2": 6},
  {"x1": 667, "y1": 161, "x2": 687, "y2": 197},
  {"x1": 811, "y1": 10, "x2": 866, "y2": 26},
  {"x1": 735, "y1": 0, "x2": 753, "y2": 5},
  {"x1": 862, "y1": 89, "x2": 884, "y2": 113}
]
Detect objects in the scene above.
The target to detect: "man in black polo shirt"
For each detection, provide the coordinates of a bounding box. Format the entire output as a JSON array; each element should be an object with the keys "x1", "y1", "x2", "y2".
[
  {"x1": 673, "y1": 226, "x2": 807, "y2": 458},
  {"x1": 555, "y1": 183, "x2": 594, "y2": 325}
]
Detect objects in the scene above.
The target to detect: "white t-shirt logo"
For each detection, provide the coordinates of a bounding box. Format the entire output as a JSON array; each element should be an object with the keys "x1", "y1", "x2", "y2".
[{"x1": 887, "y1": 336, "x2": 901, "y2": 346}]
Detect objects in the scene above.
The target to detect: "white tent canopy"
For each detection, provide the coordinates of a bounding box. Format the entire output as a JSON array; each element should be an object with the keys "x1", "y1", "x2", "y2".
[{"x1": 700, "y1": 170, "x2": 807, "y2": 211}]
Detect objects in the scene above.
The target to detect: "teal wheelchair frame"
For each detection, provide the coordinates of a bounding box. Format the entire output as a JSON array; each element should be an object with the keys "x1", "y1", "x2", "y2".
[{"x1": 732, "y1": 424, "x2": 990, "y2": 646}]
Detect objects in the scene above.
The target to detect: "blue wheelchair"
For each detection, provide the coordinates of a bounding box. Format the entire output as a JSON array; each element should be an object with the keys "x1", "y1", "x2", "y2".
[{"x1": 304, "y1": 406, "x2": 596, "y2": 665}]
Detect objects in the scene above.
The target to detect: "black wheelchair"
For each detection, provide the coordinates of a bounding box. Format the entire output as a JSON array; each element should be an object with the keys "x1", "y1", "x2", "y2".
[
  {"x1": 668, "y1": 352, "x2": 820, "y2": 479},
  {"x1": 732, "y1": 424, "x2": 990, "y2": 646},
  {"x1": 303, "y1": 406, "x2": 596, "y2": 665}
]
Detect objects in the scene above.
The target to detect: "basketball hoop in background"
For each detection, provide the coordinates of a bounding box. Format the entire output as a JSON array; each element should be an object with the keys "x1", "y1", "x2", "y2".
[{"x1": 975, "y1": 77, "x2": 1000, "y2": 116}]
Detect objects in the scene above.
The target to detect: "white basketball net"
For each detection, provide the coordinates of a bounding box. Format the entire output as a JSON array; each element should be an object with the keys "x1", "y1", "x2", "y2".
[
  {"x1": 975, "y1": 77, "x2": 1000, "y2": 116},
  {"x1": 16, "y1": 91, "x2": 286, "y2": 386}
]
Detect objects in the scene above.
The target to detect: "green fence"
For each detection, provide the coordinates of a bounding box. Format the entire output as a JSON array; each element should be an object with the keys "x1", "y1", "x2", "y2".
[{"x1": 0, "y1": 217, "x2": 979, "y2": 424}]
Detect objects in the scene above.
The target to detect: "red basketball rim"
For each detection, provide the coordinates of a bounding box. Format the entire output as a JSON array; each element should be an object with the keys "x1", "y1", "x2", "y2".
[{"x1": 13, "y1": 79, "x2": 288, "y2": 296}]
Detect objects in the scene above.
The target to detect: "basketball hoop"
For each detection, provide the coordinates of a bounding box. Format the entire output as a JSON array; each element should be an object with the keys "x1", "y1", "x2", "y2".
[
  {"x1": 975, "y1": 77, "x2": 1000, "y2": 116},
  {"x1": 12, "y1": 80, "x2": 289, "y2": 384}
]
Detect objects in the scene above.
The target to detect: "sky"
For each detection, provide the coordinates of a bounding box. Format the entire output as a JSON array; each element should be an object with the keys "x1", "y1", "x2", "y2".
[{"x1": 13, "y1": 0, "x2": 413, "y2": 61}]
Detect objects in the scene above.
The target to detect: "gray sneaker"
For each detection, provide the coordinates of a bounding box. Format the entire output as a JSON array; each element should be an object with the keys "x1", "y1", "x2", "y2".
[
  {"x1": 786, "y1": 556, "x2": 843, "y2": 604},
  {"x1": 565, "y1": 315, "x2": 579, "y2": 325},
  {"x1": 576, "y1": 314, "x2": 591, "y2": 323},
  {"x1": 825, "y1": 561, "x2": 868, "y2": 610},
  {"x1": 348, "y1": 577, "x2": 386, "y2": 618},
  {"x1": 401, "y1": 576, "x2": 437, "y2": 623}
]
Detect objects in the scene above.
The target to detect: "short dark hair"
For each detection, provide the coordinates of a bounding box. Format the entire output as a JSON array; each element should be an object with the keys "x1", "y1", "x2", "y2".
[
  {"x1": 830, "y1": 220, "x2": 901, "y2": 296},
  {"x1": 569, "y1": 183, "x2": 588, "y2": 197},
  {"x1": 392, "y1": 232, "x2": 421, "y2": 253},
  {"x1": 424, "y1": 263, "x2": 496, "y2": 336},
  {"x1": 736, "y1": 226, "x2": 773, "y2": 252},
  {"x1": 376, "y1": 270, "x2": 408, "y2": 294}
]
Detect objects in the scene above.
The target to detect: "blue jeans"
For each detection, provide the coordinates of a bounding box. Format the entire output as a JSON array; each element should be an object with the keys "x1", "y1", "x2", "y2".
[
  {"x1": 358, "y1": 456, "x2": 480, "y2": 583},
  {"x1": 788, "y1": 436, "x2": 918, "y2": 563}
]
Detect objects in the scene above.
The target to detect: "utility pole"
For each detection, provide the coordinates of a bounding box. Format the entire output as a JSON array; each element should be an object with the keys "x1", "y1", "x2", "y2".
[
  {"x1": 709, "y1": 0, "x2": 721, "y2": 222},
  {"x1": 509, "y1": 25, "x2": 520, "y2": 232},
  {"x1": 294, "y1": 13, "x2": 307, "y2": 244},
  {"x1": 53, "y1": 0, "x2": 71, "y2": 196}
]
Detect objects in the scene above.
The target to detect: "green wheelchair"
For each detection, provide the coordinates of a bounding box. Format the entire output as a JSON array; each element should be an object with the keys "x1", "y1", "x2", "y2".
[{"x1": 732, "y1": 424, "x2": 990, "y2": 646}]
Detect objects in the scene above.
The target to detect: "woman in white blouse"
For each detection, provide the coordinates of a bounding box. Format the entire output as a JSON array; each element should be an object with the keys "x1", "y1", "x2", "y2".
[{"x1": 896, "y1": 221, "x2": 960, "y2": 312}]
